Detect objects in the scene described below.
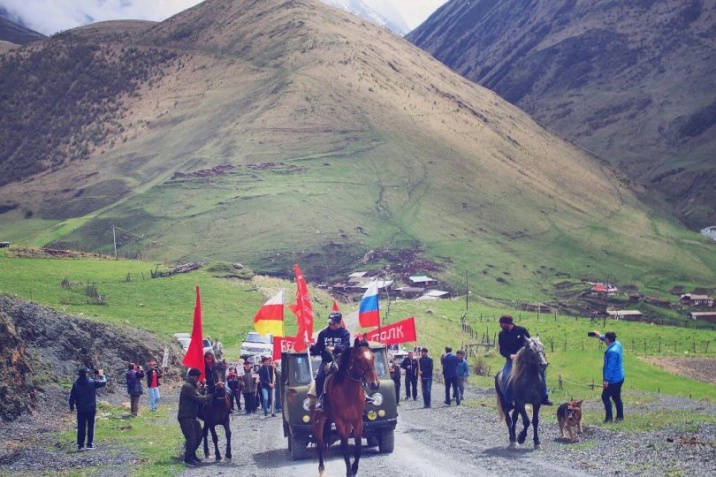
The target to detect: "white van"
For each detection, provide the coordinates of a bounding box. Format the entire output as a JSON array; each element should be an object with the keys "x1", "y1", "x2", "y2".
[{"x1": 240, "y1": 331, "x2": 273, "y2": 358}]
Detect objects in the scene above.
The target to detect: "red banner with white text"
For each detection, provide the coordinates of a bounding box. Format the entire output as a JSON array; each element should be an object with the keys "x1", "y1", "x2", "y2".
[{"x1": 364, "y1": 317, "x2": 417, "y2": 345}]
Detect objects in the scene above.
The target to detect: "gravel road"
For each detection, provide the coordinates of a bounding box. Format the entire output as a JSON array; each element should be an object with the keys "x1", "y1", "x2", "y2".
[
  {"x1": 177, "y1": 383, "x2": 716, "y2": 477},
  {"x1": 1, "y1": 380, "x2": 714, "y2": 476}
]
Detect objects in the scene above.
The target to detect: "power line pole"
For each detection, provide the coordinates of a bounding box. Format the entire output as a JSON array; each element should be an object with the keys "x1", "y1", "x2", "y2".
[{"x1": 112, "y1": 225, "x2": 117, "y2": 259}]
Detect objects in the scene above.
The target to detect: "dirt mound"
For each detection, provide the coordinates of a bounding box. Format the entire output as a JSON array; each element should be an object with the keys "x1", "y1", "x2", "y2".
[{"x1": 0, "y1": 295, "x2": 183, "y2": 422}]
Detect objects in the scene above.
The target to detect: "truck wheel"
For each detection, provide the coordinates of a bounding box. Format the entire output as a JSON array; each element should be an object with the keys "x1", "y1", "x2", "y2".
[
  {"x1": 290, "y1": 433, "x2": 309, "y2": 460},
  {"x1": 378, "y1": 429, "x2": 394, "y2": 453}
]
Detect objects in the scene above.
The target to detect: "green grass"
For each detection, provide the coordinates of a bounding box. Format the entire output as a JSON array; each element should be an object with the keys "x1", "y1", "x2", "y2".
[
  {"x1": 57, "y1": 402, "x2": 185, "y2": 476},
  {"x1": 1, "y1": 253, "x2": 715, "y2": 476}
]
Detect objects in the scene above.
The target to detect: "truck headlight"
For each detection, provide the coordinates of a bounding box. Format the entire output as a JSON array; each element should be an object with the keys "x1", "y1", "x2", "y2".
[
  {"x1": 302, "y1": 397, "x2": 312, "y2": 412},
  {"x1": 369, "y1": 392, "x2": 383, "y2": 406}
]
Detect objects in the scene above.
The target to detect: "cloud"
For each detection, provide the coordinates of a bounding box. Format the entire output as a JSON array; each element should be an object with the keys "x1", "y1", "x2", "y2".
[
  {"x1": 1, "y1": 0, "x2": 449, "y2": 36},
  {"x1": 1, "y1": 0, "x2": 202, "y2": 35}
]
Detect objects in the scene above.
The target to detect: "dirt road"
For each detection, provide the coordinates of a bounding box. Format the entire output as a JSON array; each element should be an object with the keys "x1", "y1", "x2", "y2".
[{"x1": 179, "y1": 391, "x2": 596, "y2": 477}]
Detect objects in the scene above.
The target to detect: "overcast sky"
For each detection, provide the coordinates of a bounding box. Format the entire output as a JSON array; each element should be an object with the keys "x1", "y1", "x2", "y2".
[{"x1": 1, "y1": 0, "x2": 449, "y2": 36}]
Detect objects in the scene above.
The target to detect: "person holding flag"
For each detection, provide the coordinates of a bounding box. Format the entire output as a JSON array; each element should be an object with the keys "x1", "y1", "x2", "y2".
[{"x1": 307, "y1": 312, "x2": 351, "y2": 410}]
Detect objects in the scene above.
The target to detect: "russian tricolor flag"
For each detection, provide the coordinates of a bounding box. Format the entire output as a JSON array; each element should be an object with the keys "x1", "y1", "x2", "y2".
[{"x1": 358, "y1": 280, "x2": 380, "y2": 328}]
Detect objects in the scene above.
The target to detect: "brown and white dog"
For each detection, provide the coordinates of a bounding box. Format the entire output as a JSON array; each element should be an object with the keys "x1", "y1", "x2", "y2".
[{"x1": 557, "y1": 400, "x2": 583, "y2": 442}]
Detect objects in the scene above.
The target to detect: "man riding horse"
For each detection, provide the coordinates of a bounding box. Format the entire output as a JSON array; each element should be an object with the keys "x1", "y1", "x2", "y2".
[
  {"x1": 498, "y1": 315, "x2": 553, "y2": 408},
  {"x1": 308, "y1": 311, "x2": 351, "y2": 410}
]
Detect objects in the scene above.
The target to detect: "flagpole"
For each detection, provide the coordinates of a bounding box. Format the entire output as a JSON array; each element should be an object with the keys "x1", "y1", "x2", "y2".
[{"x1": 305, "y1": 329, "x2": 314, "y2": 381}]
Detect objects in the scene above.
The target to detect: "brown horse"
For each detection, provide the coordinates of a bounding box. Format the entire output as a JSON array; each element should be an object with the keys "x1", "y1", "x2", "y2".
[
  {"x1": 200, "y1": 380, "x2": 232, "y2": 461},
  {"x1": 312, "y1": 337, "x2": 380, "y2": 477}
]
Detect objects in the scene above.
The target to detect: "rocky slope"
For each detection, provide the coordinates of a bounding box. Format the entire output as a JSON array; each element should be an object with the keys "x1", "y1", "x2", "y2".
[{"x1": 0, "y1": 295, "x2": 182, "y2": 422}]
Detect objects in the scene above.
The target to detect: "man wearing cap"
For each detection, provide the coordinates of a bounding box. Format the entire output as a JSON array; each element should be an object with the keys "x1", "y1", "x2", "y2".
[
  {"x1": 145, "y1": 361, "x2": 162, "y2": 412},
  {"x1": 178, "y1": 368, "x2": 213, "y2": 466},
  {"x1": 69, "y1": 367, "x2": 106, "y2": 451},
  {"x1": 239, "y1": 360, "x2": 258, "y2": 414},
  {"x1": 308, "y1": 311, "x2": 351, "y2": 410},
  {"x1": 498, "y1": 314, "x2": 552, "y2": 407}
]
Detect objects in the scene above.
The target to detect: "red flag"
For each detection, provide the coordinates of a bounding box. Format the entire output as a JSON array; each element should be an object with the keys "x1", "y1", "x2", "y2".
[
  {"x1": 253, "y1": 290, "x2": 284, "y2": 337},
  {"x1": 182, "y1": 285, "x2": 205, "y2": 381},
  {"x1": 289, "y1": 264, "x2": 313, "y2": 352},
  {"x1": 332, "y1": 299, "x2": 346, "y2": 328},
  {"x1": 364, "y1": 317, "x2": 417, "y2": 345}
]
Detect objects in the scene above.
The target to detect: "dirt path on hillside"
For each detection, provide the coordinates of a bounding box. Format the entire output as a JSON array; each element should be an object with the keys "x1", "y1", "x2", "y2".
[{"x1": 640, "y1": 357, "x2": 716, "y2": 385}]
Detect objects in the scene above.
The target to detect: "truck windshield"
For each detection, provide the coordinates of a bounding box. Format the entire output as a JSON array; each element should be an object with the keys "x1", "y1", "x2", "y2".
[
  {"x1": 290, "y1": 355, "x2": 322, "y2": 385},
  {"x1": 245, "y1": 333, "x2": 271, "y2": 344}
]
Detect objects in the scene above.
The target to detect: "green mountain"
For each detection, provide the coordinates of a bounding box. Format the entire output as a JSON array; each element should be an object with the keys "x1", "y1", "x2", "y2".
[{"x1": 0, "y1": 0, "x2": 713, "y2": 300}]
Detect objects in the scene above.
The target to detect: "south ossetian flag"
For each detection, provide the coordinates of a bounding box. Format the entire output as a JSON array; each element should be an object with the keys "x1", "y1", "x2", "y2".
[
  {"x1": 358, "y1": 280, "x2": 380, "y2": 328},
  {"x1": 253, "y1": 290, "x2": 284, "y2": 336}
]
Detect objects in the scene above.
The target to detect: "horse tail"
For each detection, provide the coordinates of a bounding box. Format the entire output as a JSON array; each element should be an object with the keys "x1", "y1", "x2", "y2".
[
  {"x1": 495, "y1": 374, "x2": 506, "y2": 423},
  {"x1": 497, "y1": 395, "x2": 506, "y2": 423}
]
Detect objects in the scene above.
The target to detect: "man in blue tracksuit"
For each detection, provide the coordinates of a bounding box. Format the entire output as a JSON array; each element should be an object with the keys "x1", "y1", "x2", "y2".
[
  {"x1": 69, "y1": 367, "x2": 107, "y2": 451},
  {"x1": 591, "y1": 330, "x2": 625, "y2": 422},
  {"x1": 308, "y1": 311, "x2": 351, "y2": 410}
]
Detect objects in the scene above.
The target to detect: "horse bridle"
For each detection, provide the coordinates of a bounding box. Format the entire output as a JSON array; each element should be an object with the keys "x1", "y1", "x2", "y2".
[{"x1": 342, "y1": 345, "x2": 374, "y2": 384}]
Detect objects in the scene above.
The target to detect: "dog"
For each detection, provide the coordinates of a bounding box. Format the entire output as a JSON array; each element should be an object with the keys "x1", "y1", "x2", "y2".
[{"x1": 557, "y1": 400, "x2": 583, "y2": 442}]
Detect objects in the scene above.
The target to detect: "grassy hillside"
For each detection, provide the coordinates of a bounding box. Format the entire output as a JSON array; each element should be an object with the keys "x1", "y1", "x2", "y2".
[
  {"x1": 1, "y1": 252, "x2": 714, "y2": 401},
  {"x1": 0, "y1": 0, "x2": 714, "y2": 302}
]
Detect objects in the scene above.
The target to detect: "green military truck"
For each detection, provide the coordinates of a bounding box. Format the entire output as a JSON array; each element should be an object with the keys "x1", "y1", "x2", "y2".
[{"x1": 280, "y1": 342, "x2": 398, "y2": 460}]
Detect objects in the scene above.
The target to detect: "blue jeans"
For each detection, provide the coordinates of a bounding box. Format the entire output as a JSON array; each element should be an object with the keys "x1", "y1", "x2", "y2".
[
  {"x1": 501, "y1": 359, "x2": 514, "y2": 404},
  {"x1": 602, "y1": 379, "x2": 624, "y2": 421},
  {"x1": 260, "y1": 387, "x2": 272, "y2": 416},
  {"x1": 421, "y1": 377, "x2": 432, "y2": 407},
  {"x1": 148, "y1": 387, "x2": 160, "y2": 410}
]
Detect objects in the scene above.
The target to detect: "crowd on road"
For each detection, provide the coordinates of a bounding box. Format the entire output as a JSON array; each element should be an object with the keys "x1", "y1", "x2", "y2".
[{"x1": 65, "y1": 314, "x2": 626, "y2": 468}]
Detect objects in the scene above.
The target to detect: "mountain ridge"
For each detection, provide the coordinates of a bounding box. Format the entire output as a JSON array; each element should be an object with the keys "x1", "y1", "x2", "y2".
[
  {"x1": 0, "y1": 0, "x2": 713, "y2": 299},
  {"x1": 407, "y1": 0, "x2": 716, "y2": 230}
]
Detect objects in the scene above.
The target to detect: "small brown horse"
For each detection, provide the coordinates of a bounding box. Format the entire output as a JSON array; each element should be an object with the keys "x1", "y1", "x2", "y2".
[
  {"x1": 200, "y1": 378, "x2": 232, "y2": 460},
  {"x1": 312, "y1": 337, "x2": 380, "y2": 477}
]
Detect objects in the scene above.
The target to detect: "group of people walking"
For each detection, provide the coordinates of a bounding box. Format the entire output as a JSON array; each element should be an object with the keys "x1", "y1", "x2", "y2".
[{"x1": 388, "y1": 345, "x2": 470, "y2": 408}]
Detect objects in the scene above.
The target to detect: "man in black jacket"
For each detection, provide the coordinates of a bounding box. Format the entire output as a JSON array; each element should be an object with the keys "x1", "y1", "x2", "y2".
[
  {"x1": 401, "y1": 351, "x2": 419, "y2": 401},
  {"x1": 418, "y1": 347, "x2": 434, "y2": 408},
  {"x1": 69, "y1": 367, "x2": 107, "y2": 451},
  {"x1": 498, "y1": 315, "x2": 552, "y2": 407},
  {"x1": 308, "y1": 312, "x2": 351, "y2": 410}
]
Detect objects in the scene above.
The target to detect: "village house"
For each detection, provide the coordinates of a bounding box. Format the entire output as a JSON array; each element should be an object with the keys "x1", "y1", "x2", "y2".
[
  {"x1": 607, "y1": 310, "x2": 643, "y2": 321},
  {"x1": 409, "y1": 275, "x2": 437, "y2": 288},
  {"x1": 680, "y1": 294, "x2": 714, "y2": 307},
  {"x1": 689, "y1": 311, "x2": 716, "y2": 323}
]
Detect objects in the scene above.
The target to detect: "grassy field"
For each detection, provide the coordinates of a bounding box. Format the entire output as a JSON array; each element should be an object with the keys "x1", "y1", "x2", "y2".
[{"x1": 3, "y1": 252, "x2": 715, "y2": 476}]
